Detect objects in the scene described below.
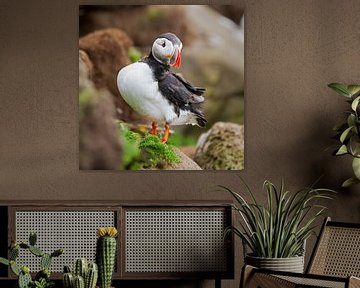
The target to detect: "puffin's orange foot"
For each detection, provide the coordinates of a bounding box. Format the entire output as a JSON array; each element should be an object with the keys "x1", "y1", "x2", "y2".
[
  {"x1": 150, "y1": 122, "x2": 158, "y2": 135},
  {"x1": 161, "y1": 123, "x2": 170, "y2": 143}
]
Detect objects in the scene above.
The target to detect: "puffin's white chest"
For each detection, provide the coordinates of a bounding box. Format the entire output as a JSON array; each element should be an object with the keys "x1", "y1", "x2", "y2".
[{"x1": 117, "y1": 62, "x2": 175, "y2": 122}]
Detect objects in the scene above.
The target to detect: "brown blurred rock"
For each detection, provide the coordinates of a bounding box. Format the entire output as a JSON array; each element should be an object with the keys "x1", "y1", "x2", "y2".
[
  {"x1": 79, "y1": 50, "x2": 93, "y2": 89},
  {"x1": 79, "y1": 5, "x2": 192, "y2": 46},
  {"x1": 79, "y1": 50, "x2": 123, "y2": 170},
  {"x1": 79, "y1": 28, "x2": 145, "y2": 123},
  {"x1": 194, "y1": 122, "x2": 244, "y2": 170},
  {"x1": 180, "y1": 5, "x2": 244, "y2": 128}
]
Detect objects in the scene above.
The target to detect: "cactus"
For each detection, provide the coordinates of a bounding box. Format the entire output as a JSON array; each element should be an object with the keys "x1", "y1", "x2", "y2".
[
  {"x1": 74, "y1": 258, "x2": 88, "y2": 279},
  {"x1": 85, "y1": 263, "x2": 98, "y2": 288},
  {"x1": 18, "y1": 267, "x2": 32, "y2": 288},
  {"x1": 41, "y1": 253, "x2": 52, "y2": 270},
  {"x1": 96, "y1": 227, "x2": 118, "y2": 288},
  {"x1": 29, "y1": 232, "x2": 37, "y2": 246},
  {"x1": 74, "y1": 275, "x2": 85, "y2": 288},
  {"x1": 63, "y1": 260, "x2": 98, "y2": 288},
  {"x1": 29, "y1": 245, "x2": 44, "y2": 257},
  {"x1": 9, "y1": 246, "x2": 19, "y2": 260},
  {"x1": 35, "y1": 268, "x2": 50, "y2": 281},
  {"x1": 63, "y1": 272, "x2": 74, "y2": 288},
  {"x1": 0, "y1": 232, "x2": 64, "y2": 288}
]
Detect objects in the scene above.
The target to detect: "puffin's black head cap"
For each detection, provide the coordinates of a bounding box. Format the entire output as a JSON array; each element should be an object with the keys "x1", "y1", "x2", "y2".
[{"x1": 157, "y1": 33, "x2": 182, "y2": 48}]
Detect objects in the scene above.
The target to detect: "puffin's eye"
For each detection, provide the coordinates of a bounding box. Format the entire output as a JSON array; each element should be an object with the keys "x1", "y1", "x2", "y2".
[{"x1": 161, "y1": 41, "x2": 166, "y2": 47}]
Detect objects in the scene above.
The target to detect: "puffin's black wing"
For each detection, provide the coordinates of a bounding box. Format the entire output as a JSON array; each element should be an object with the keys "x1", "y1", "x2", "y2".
[
  {"x1": 172, "y1": 73, "x2": 206, "y2": 96},
  {"x1": 158, "y1": 73, "x2": 207, "y2": 127}
]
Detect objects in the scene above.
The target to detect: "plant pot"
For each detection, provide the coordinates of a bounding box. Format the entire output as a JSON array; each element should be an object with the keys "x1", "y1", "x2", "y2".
[{"x1": 245, "y1": 254, "x2": 304, "y2": 273}]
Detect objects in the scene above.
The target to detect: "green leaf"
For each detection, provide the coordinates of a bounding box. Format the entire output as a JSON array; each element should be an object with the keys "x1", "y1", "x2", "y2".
[
  {"x1": 347, "y1": 85, "x2": 360, "y2": 97},
  {"x1": 336, "y1": 145, "x2": 348, "y2": 155},
  {"x1": 351, "y1": 96, "x2": 360, "y2": 111},
  {"x1": 342, "y1": 177, "x2": 360, "y2": 187},
  {"x1": 10, "y1": 261, "x2": 20, "y2": 276},
  {"x1": 328, "y1": 83, "x2": 351, "y2": 97},
  {"x1": 340, "y1": 127, "x2": 353, "y2": 143},
  {"x1": 0, "y1": 257, "x2": 9, "y2": 266},
  {"x1": 352, "y1": 157, "x2": 360, "y2": 180},
  {"x1": 347, "y1": 114, "x2": 356, "y2": 128}
]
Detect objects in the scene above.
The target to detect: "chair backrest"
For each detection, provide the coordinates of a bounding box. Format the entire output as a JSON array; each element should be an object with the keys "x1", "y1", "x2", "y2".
[{"x1": 307, "y1": 217, "x2": 360, "y2": 277}]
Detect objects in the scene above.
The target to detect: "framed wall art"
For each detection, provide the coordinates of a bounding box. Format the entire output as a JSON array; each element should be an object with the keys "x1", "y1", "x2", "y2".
[{"x1": 79, "y1": 5, "x2": 244, "y2": 170}]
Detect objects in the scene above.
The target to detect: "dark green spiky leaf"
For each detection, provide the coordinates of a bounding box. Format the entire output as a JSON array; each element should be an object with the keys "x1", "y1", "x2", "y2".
[
  {"x1": 224, "y1": 179, "x2": 335, "y2": 258},
  {"x1": 342, "y1": 177, "x2": 360, "y2": 187},
  {"x1": 29, "y1": 232, "x2": 37, "y2": 246},
  {"x1": 0, "y1": 257, "x2": 9, "y2": 266},
  {"x1": 336, "y1": 145, "x2": 348, "y2": 155},
  {"x1": 328, "y1": 83, "x2": 351, "y2": 97}
]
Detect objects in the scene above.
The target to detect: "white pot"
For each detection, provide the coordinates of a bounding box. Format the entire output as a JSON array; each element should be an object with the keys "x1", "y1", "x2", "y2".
[{"x1": 245, "y1": 254, "x2": 305, "y2": 273}]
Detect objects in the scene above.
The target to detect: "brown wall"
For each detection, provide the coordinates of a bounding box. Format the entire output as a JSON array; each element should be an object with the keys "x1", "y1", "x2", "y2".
[{"x1": 0, "y1": 1, "x2": 359, "y2": 287}]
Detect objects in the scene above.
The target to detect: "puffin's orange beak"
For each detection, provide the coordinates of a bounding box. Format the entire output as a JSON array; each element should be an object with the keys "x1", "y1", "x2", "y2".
[{"x1": 172, "y1": 48, "x2": 181, "y2": 69}]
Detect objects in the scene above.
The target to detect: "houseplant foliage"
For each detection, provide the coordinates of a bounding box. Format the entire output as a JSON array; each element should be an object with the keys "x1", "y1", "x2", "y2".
[
  {"x1": 328, "y1": 83, "x2": 360, "y2": 187},
  {"x1": 222, "y1": 180, "x2": 334, "y2": 260},
  {"x1": 0, "y1": 232, "x2": 63, "y2": 288}
]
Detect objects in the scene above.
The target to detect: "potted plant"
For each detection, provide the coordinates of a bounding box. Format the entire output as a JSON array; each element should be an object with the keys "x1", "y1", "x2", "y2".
[
  {"x1": 0, "y1": 232, "x2": 64, "y2": 288},
  {"x1": 222, "y1": 179, "x2": 334, "y2": 273},
  {"x1": 328, "y1": 83, "x2": 360, "y2": 187}
]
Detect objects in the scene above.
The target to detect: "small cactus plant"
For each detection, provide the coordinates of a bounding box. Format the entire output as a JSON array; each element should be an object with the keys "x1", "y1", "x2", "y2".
[
  {"x1": 0, "y1": 232, "x2": 63, "y2": 288},
  {"x1": 62, "y1": 259, "x2": 98, "y2": 288},
  {"x1": 96, "y1": 227, "x2": 118, "y2": 288}
]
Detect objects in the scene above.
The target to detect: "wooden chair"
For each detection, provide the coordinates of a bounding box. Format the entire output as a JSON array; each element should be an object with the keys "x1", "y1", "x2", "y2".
[{"x1": 241, "y1": 217, "x2": 360, "y2": 288}]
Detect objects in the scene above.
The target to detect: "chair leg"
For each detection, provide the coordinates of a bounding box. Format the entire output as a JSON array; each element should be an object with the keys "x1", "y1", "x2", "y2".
[
  {"x1": 349, "y1": 276, "x2": 360, "y2": 288},
  {"x1": 215, "y1": 278, "x2": 221, "y2": 288},
  {"x1": 240, "y1": 265, "x2": 254, "y2": 288}
]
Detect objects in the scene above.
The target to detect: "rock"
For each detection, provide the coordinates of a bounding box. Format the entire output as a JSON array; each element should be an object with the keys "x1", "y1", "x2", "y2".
[
  {"x1": 180, "y1": 5, "x2": 244, "y2": 127},
  {"x1": 79, "y1": 28, "x2": 145, "y2": 123},
  {"x1": 79, "y1": 49, "x2": 93, "y2": 89},
  {"x1": 79, "y1": 50, "x2": 123, "y2": 170},
  {"x1": 79, "y1": 5, "x2": 192, "y2": 46},
  {"x1": 163, "y1": 148, "x2": 202, "y2": 170},
  {"x1": 194, "y1": 122, "x2": 244, "y2": 170}
]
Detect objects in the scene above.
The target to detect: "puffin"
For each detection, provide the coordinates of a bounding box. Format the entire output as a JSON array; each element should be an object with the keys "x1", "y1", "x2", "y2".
[{"x1": 117, "y1": 32, "x2": 206, "y2": 143}]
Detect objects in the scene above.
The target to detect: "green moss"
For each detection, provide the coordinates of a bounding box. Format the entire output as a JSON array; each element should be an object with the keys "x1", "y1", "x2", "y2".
[
  {"x1": 139, "y1": 135, "x2": 180, "y2": 168},
  {"x1": 118, "y1": 124, "x2": 180, "y2": 170},
  {"x1": 128, "y1": 47, "x2": 142, "y2": 63}
]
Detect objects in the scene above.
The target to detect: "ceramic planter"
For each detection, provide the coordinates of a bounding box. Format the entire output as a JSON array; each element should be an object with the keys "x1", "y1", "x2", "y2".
[{"x1": 245, "y1": 254, "x2": 305, "y2": 273}]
